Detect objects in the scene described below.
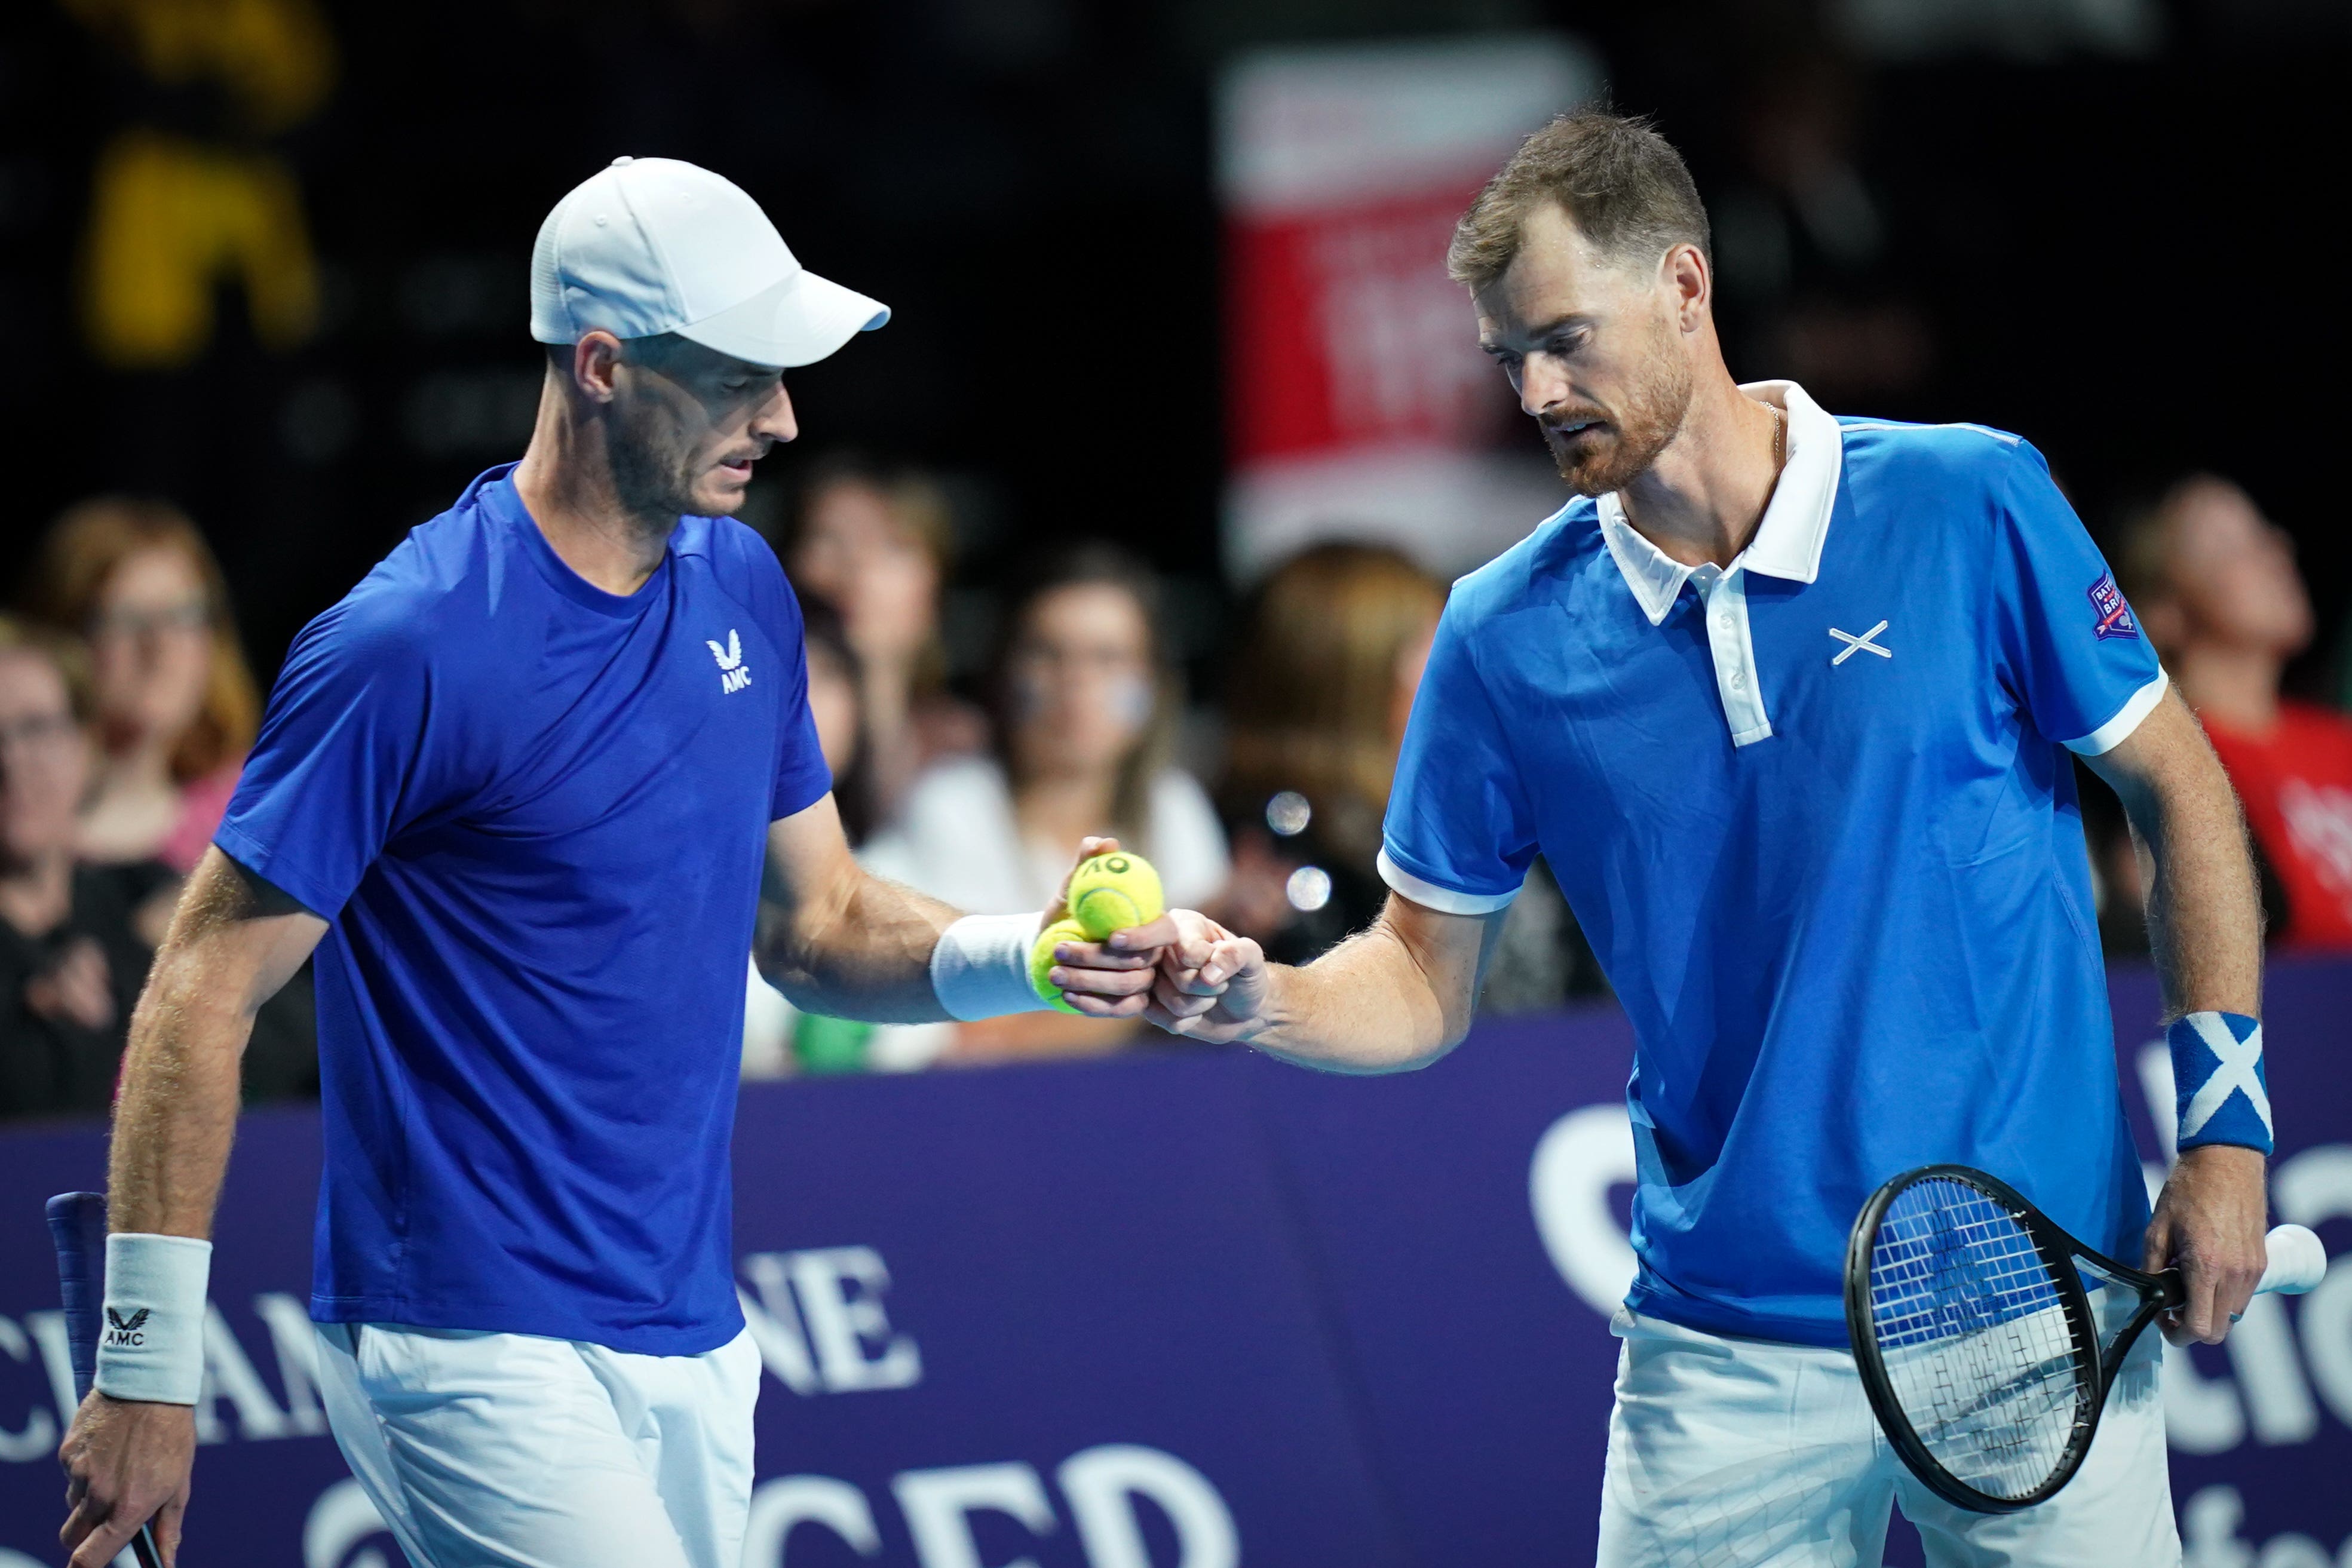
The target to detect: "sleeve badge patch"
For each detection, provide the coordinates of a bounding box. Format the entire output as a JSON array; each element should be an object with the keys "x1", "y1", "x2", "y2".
[{"x1": 2088, "y1": 572, "x2": 2140, "y2": 640}]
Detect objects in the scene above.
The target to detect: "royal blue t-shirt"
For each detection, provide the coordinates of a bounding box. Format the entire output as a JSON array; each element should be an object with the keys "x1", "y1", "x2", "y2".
[
  {"x1": 1381, "y1": 385, "x2": 2166, "y2": 1346},
  {"x1": 219, "y1": 465, "x2": 830, "y2": 1355}
]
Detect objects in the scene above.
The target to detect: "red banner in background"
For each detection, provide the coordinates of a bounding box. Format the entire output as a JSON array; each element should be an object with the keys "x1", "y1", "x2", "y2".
[{"x1": 1217, "y1": 36, "x2": 1599, "y2": 583}]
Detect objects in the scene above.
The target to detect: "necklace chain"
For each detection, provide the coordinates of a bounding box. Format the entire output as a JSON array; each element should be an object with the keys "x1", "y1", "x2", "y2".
[{"x1": 1770, "y1": 403, "x2": 1786, "y2": 470}]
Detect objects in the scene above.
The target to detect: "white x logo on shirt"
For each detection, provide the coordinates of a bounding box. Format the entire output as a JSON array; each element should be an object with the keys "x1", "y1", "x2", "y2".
[
  {"x1": 1828, "y1": 621, "x2": 1892, "y2": 665},
  {"x1": 2179, "y1": 1014, "x2": 2273, "y2": 1141}
]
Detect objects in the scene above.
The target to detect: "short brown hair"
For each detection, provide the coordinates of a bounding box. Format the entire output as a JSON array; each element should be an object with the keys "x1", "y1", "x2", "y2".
[{"x1": 1448, "y1": 110, "x2": 1712, "y2": 291}]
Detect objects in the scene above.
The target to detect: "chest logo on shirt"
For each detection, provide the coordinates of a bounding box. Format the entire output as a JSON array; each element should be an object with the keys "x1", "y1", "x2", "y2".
[
  {"x1": 2088, "y1": 572, "x2": 2140, "y2": 640},
  {"x1": 1828, "y1": 620, "x2": 1893, "y2": 665},
  {"x1": 706, "y1": 629, "x2": 753, "y2": 694}
]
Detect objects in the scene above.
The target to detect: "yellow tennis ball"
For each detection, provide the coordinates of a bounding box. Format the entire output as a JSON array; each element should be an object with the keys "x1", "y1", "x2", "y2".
[
  {"x1": 1029, "y1": 918, "x2": 1090, "y2": 1015},
  {"x1": 1066, "y1": 851, "x2": 1164, "y2": 941}
]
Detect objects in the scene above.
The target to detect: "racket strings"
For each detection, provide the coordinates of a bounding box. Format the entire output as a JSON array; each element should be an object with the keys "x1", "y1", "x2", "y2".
[{"x1": 1866, "y1": 1179, "x2": 2090, "y2": 1502}]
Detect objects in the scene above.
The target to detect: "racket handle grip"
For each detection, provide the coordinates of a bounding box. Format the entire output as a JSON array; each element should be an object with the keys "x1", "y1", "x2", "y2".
[
  {"x1": 44, "y1": 1191, "x2": 109, "y2": 1406},
  {"x1": 2258, "y1": 1224, "x2": 2328, "y2": 1296},
  {"x1": 44, "y1": 1192, "x2": 167, "y2": 1568}
]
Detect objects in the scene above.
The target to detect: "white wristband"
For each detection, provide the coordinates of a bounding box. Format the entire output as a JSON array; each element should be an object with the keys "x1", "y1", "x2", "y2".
[
  {"x1": 94, "y1": 1233, "x2": 211, "y2": 1406},
  {"x1": 931, "y1": 912, "x2": 1050, "y2": 1021}
]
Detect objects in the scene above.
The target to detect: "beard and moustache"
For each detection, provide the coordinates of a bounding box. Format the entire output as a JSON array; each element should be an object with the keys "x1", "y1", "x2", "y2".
[
  {"x1": 1539, "y1": 312, "x2": 1695, "y2": 498},
  {"x1": 609, "y1": 388, "x2": 721, "y2": 526}
]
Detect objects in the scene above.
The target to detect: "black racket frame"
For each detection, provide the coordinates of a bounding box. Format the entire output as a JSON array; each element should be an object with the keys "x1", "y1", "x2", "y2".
[{"x1": 1844, "y1": 1163, "x2": 2176, "y2": 1514}]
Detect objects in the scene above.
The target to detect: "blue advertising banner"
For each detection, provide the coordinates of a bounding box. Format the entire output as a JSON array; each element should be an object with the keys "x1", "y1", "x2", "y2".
[{"x1": 2, "y1": 961, "x2": 2347, "y2": 1567}]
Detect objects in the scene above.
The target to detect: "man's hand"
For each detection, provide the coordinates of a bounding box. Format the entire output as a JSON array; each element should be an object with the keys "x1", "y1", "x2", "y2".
[
  {"x1": 1031, "y1": 837, "x2": 1177, "y2": 1018},
  {"x1": 1074, "y1": 908, "x2": 1268, "y2": 1042},
  {"x1": 59, "y1": 1392, "x2": 193, "y2": 1567},
  {"x1": 2144, "y1": 1142, "x2": 2270, "y2": 1346}
]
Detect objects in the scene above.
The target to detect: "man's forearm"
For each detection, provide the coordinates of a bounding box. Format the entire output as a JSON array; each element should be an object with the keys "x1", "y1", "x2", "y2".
[
  {"x1": 2125, "y1": 740, "x2": 2262, "y2": 1020},
  {"x1": 763, "y1": 867, "x2": 962, "y2": 1023},
  {"x1": 108, "y1": 952, "x2": 258, "y2": 1238},
  {"x1": 108, "y1": 851, "x2": 327, "y2": 1238},
  {"x1": 1246, "y1": 920, "x2": 1464, "y2": 1075}
]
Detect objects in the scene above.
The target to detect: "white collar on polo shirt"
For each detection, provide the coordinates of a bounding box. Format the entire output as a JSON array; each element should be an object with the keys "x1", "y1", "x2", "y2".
[{"x1": 1594, "y1": 381, "x2": 1843, "y2": 627}]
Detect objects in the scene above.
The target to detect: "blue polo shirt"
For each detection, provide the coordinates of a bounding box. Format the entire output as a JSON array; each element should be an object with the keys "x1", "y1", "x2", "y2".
[
  {"x1": 1382, "y1": 383, "x2": 2166, "y2": 1346},
  {"x1": 219, "y1": 465, "x2": 830, "y2": 1355}
]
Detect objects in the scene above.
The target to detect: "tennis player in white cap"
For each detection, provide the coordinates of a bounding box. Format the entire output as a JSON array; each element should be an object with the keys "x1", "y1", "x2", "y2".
[{"x1": 59, "y1": 157, "x2": 1156, "y2": 1568}]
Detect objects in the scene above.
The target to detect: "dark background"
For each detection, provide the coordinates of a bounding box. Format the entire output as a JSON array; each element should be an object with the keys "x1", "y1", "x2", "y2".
[{"x1": 3, "y1": 0, "x2": 2347, "y2": 694}]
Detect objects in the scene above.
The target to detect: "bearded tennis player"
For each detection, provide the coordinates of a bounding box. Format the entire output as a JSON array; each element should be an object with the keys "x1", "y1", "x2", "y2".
[
  {"x1": 1109, "y1": 113, "x2": 2275, "y2": 1565},
  {"x1": 58, "y1": 157, "x2": 1145, "y2": 1568}
]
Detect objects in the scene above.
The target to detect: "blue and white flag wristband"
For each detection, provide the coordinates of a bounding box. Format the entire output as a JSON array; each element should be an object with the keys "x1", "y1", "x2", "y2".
[{"x1": 2170, "y1": 1011, "x2": 2273, "y2": 1156}]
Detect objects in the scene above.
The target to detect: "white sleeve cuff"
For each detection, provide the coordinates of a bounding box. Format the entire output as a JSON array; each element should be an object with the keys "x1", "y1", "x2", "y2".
[
  {"x1": 930, "y1": 912, "x2": 1050, "y2": 1021},
  {"x1": 1376, "y1": 848, "x2": 1522, "y2": 916},
  {"x1": 2063, "y1": 668, "x2": 2169, "y2": 757}
]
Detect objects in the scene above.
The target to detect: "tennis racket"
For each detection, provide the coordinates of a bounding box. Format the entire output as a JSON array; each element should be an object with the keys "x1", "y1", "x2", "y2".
[
  {"x1": 46, "y1": 1192, "x2": 166, "y2": 1568},
  {"x1": 1845, "y1": 1163, "x2": 2326, "y2": 1514}
]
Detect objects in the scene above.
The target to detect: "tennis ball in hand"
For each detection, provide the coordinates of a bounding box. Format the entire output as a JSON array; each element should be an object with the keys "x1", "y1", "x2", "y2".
[
  {"x1": 1066, "y1": 851, "x2": 1164, "y2": 941},
  {"x1": 1029, "y1": 918, "x2": 1090, "y2": 1015}
]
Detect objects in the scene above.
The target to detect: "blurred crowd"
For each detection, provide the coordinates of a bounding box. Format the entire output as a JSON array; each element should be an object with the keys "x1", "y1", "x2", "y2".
[{"x1": 11, "y1": 455, "x2": 2351, "y2": 1122}]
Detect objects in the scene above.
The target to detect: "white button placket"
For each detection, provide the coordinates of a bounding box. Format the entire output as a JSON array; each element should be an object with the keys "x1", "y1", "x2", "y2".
[{"x1": 1691, "y1": 564, "x2": 1773, "y2": 747}]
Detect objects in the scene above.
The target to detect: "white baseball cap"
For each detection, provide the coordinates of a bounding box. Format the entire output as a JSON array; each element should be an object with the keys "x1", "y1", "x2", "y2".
[{"x1": 529, "y1": 156, "x2": 889, "y2": 370}]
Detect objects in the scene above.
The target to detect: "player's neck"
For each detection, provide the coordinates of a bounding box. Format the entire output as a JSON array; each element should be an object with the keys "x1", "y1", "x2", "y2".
[
  {"x1": 513, "y1": 410, "x2": 674, "y2": 598},
  {"x1": 1612, "y1": 374, "x2": 1783, "y2": 571},
  {"x1": 2173, "y1": 642, "x2": 2284, "y2": 736}
]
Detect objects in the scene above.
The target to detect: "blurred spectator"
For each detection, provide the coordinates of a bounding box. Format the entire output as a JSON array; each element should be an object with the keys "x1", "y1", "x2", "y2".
[
  {"x1": 0, "y1": 616, "x2": 176, "y2": 1121},
  {"x1": 2121, "y1": 475, "x2": 2352, "y2": 950},
  {"x1": 1219, "y1": 543, "x2": 1445, "y2": 961},
  {"x1": 1217, "y1": 543, "x2": 1606, "y2": 1006},
  {"x1": 862, "y1": 545, "x2": 1227, "y2": 1060},
  {"x1": 1712, "y1": 50, "x2": 1930, "y2": 400},
  {"x1": 800, "y1": 597, "x2": 879, "y2": 848},
  {"x1": 19, "y1": 497, "x2": 262, "y2": 872},
  {"x1": 782, "y1": 457, "x2": 985, "y2": 823}
]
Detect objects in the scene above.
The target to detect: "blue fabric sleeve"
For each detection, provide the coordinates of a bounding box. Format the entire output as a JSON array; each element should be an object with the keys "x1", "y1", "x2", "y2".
[
  {"x1": 758, "y1": 550, "x2": 832, "y2": 823},
  {"x1": 214, "y1": 598, "x2": 471, "y2": 919},
  {"x1": 1379, "y1": 596, "x2": 1540, "y2": 910},
  {"x1": 1992, "y1": 442, "x2": 2166, "y2": 753}
]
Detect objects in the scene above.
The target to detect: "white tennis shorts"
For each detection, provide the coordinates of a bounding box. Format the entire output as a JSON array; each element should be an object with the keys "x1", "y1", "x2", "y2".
[
  {"x1": 313, "y1": 1320, "x2": 761, "y2": 1568},
  {"x1": 1595, "y1": 1306, "x2": 2177, "y2": 1568}
]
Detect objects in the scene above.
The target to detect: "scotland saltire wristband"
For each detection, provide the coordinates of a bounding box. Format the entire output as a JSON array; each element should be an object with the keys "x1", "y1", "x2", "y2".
[
  {"x1": 931, "y1": 912, "x2": 1050, "y2": 1021},
  {"x1": 93, "y1": 1232, "x2": 211, "y2": 1405},
  {"x1": 2170, "y1": 1011, "x2": 2274, "y2": 1156}
]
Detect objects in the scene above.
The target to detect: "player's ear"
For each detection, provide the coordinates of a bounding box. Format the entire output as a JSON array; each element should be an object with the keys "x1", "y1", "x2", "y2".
[
  {"x1": 571, "y1": 332, "x2": 626, "y2": 403},
  {"x1": 1661, "y1": 242, "x2": 1710, "y2": 332}
]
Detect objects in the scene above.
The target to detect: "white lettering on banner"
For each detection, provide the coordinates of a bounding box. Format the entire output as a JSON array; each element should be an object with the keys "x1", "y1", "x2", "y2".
[
  {"x1": 894, "y1": 1462, "x2": 1059, "y2": 1568},
  {"x1": 197, "y1": 1303, "x2": 293, "y2": 1441},
  {"x1": 739, "y1": 1256, "x2": 824, "y2": 1396},
  {"x1": 252, "y1": 1293, "x2": 331, "y2": 1437},
  {"x1": 18, "y1": 1311, "x2": 78, "y2": 1437},
  {"x1": 1528, "y1": 1103, "x2": 1639, "y2": 1317},
  {"x1": 0, "y1": 1317, "x2": 59, "y2": 1463},
  {"x1": 2275, "y1": 1147, "x2": 2352, "y2": 1432},
  {"x1": 1058, "y1": 1445, "x2": 1240, "y2": 1568},
  {"x1": 792, "y1": 1248, "x2": 922, "y2": 1392},
  {"x1": 745, "y1": 1475, "x2": 883, "y2": 1560},
  {"x1": 2, "y1": 1244, "x2": 922, "y2": 1466},
  {"x1": 738, "y1": 1247, "x2": 922, "y2": 1396},
  {"x1": 2179, "y1": 1485, "x2": 2352, "y2": 1568}
]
